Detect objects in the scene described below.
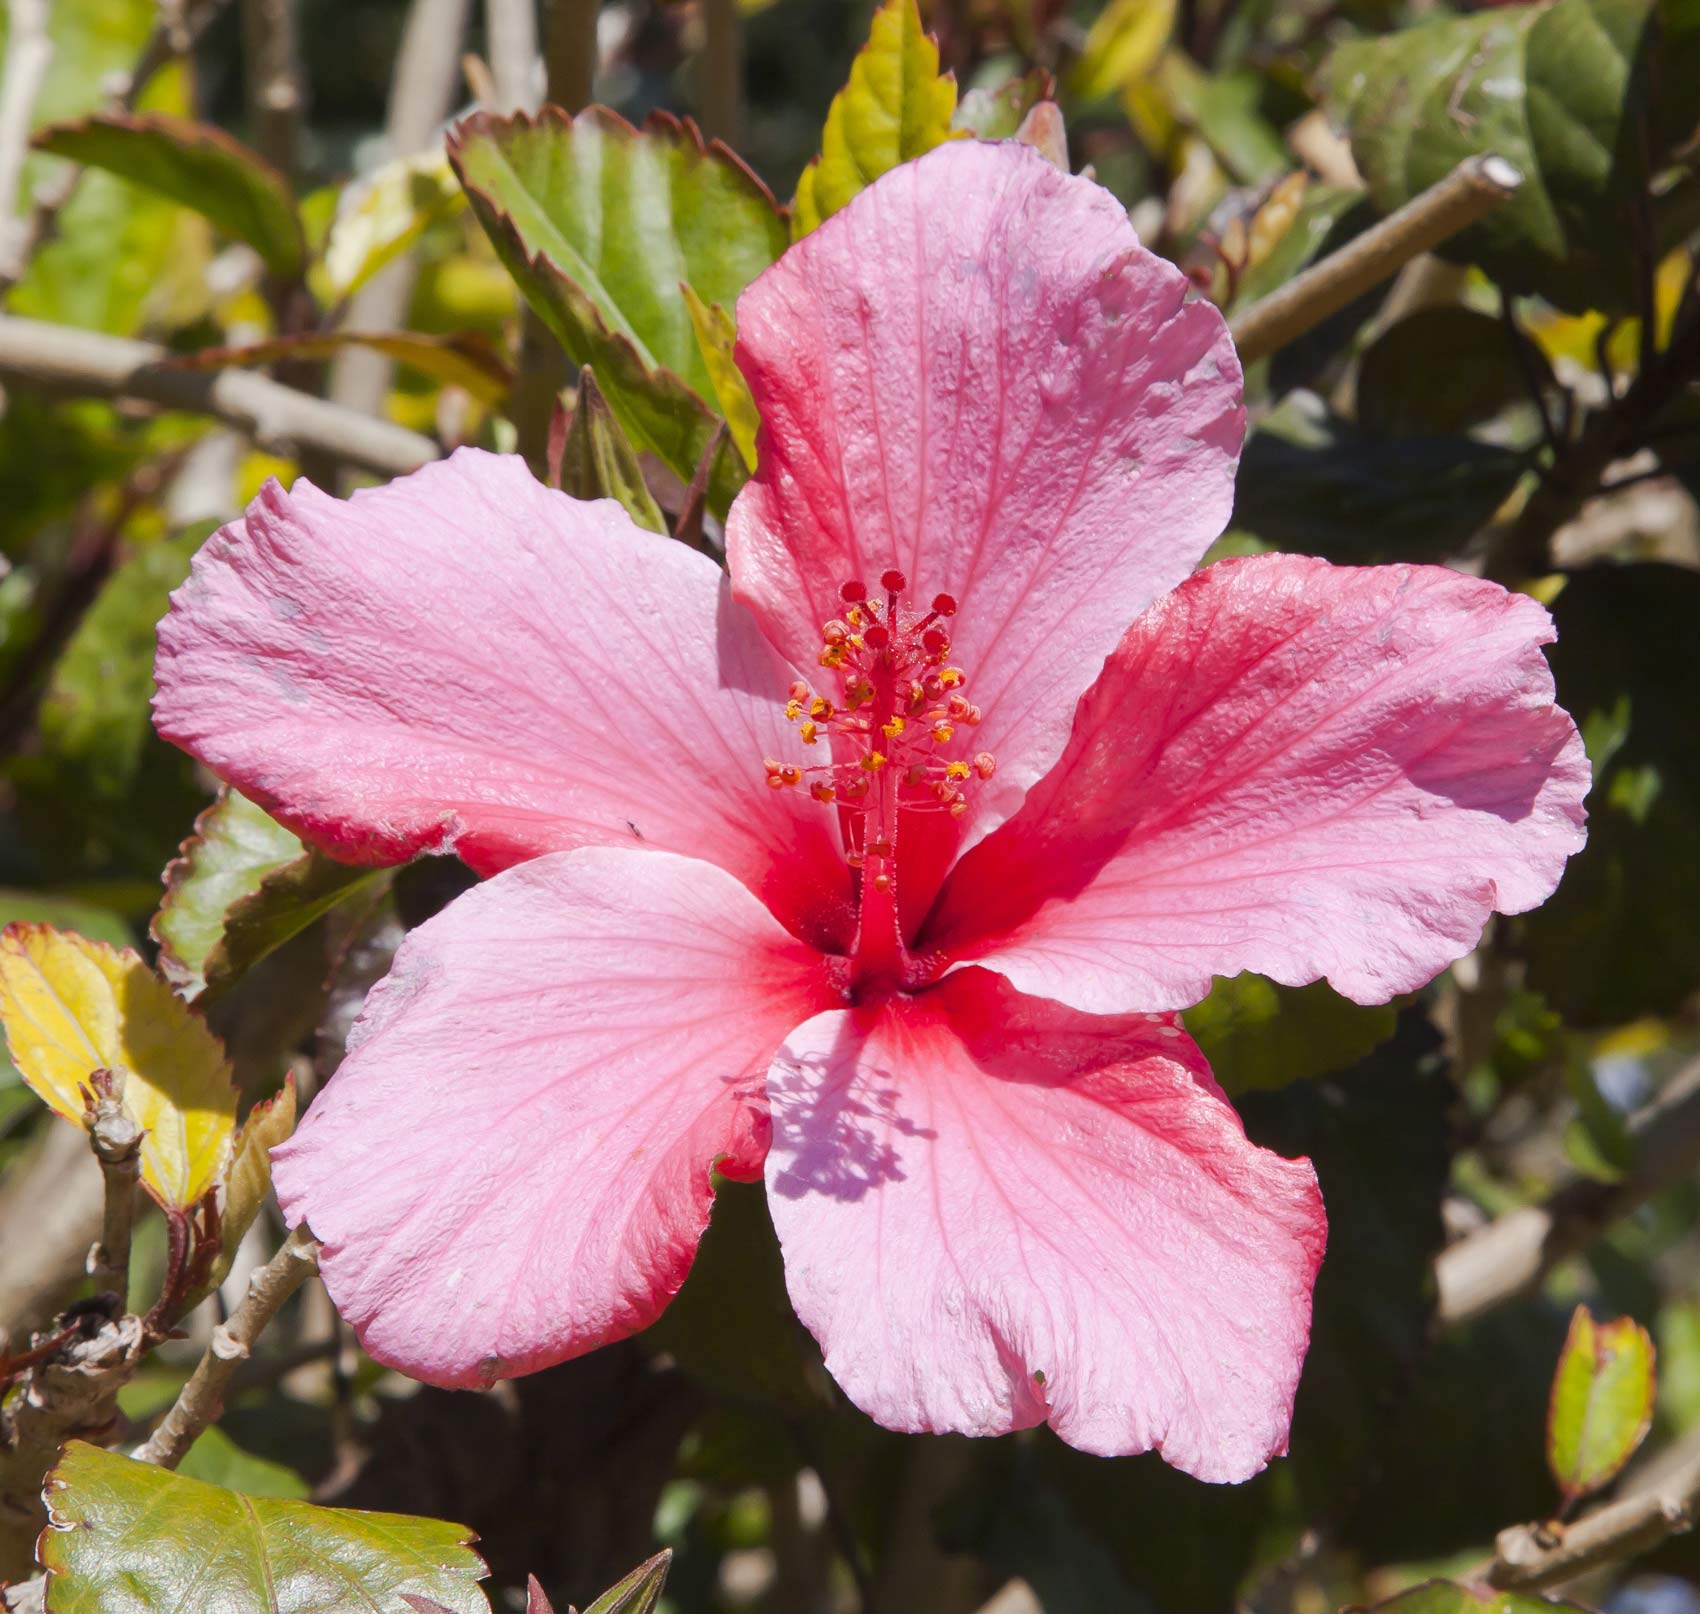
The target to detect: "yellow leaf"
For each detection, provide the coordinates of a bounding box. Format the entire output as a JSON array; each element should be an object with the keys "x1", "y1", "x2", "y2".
[
  {"x1": 315, "y1": 150, "x2": 465, "y2": 304},
  {"x1": 682, "y1": 284, "x2": 760, "y2": 471},
  {"x1": 1069, "y1": 0, "x2": 1177, "y2": 103},
  {"x1": 791, "y1": 0, "x2": 959, "y2": 240},
  {"x1": 1246, "y1": 172, "x2": 1309, "y2": 270},
  {"x1": 0, "y1": 924, "x2": 237, "y2": 1209}
]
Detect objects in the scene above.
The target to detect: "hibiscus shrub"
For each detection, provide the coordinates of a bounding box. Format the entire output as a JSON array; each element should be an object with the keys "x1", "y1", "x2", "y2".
[{"x1": 1, "y1": 0, "x2": 1697, "y2": 1611}]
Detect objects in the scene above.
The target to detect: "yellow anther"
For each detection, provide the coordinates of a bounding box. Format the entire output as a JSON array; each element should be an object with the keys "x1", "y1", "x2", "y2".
[
  {"x1": 848, "y1": 635, "x2": 864, "y2": 650},
  {"x1": 881, "y1": 715, "x2": 906, "y2": 740},
  {"x1": 939, "y1": 667, "x2": 964, "y2": 689},
  {"x1": 779, "y1": 765, "x2": 802, "y2": 787},
  {"x1": 810, "y1": 781, "x2": 837, "y2": 803},
  {"x1": 931, "y1": 724, "x2": 954, "y2": 744},
  {"x1": 945, "y1": 761, "x2": 972, "y2": 781},
  {"x1": 785, "y1": 698, "x2": 803, "y2": 721},
  {"x1": 847, "y1": 607, "x2": 863, "y2": 627},
  {"x1": 861, "y1": 751, "x2": 887, "y2": 772},
  {"x1": 800, "y1": 721, "x2": 819, "y2": 745},
  {"x1": 819, "y1": 644, "x2": 847, "y2": 668},
  {"x1": 810, "y1": 697, "x2": 834, "y2": 720}
]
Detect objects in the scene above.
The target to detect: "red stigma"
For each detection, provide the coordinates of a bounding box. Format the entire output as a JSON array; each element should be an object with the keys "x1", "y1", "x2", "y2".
[
  {"x1": 840, "y1": 579, "x2": 867, "y2": 604},
  {"x1": 880, "y1": 568, "x2": 908, "y2": 593},
  {"x1": 932, "y1": 593, "x2": 957, "y2": 616}
]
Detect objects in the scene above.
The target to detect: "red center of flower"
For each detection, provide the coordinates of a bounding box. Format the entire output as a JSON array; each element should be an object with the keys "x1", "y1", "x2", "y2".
[{"x1": 762, "y1": 570, "x2": 995, "y2": 994}]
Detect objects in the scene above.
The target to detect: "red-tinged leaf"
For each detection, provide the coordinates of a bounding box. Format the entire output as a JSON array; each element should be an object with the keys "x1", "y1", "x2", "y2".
[
  {"x1": 1547, "y1": 1303, "x2": 1656, "y2": 1506},
  {"x1": 171, "y1": 330, "x2": 513, "y2": 406},
  {"x1": 526, "y1": 1575, "x2": 556, "y2": 1614},
  {"x1": 33, "y1": 111, "x2": 305, "y2": 279}
]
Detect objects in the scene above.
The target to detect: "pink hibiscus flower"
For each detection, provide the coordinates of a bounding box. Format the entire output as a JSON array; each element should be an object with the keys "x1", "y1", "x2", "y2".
[{"x1": 153, "y1": 139, "x2": 1588, "y2": 1483}]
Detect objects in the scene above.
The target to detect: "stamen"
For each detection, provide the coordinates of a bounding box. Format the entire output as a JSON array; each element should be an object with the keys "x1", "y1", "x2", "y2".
[{"x1": 761, "y1": 570, "x2": 997, "y2": 908}]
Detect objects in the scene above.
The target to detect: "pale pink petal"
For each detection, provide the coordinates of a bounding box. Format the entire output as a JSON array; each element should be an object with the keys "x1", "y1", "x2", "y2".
[
  {"x1": 727, "y1": 139, "x2": 1243, "y2": 849},
  {"x1": 765, "y1": 969, "x2": 1325, "y2": 1481},
  {"x1": 926, "y1": 555, "x2": 1590, "y2": 1013},
  {"x1": 155, "y1": 448, "x2": 852, "y2": 947},
  {"x1": 272, "y1": 845, "x2": 836, "y2": 1388}
]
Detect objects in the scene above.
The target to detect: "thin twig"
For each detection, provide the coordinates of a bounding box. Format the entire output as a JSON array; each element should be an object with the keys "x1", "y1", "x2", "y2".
[
  {"x1": 544, "y1": 0, "x2": 599, "y2": 111},
  {"x1": 1486, "y1": 1437, "x2": 1700, "y2": 1592},
  {"x1": 1229, "y1": 155, "x2": 1522, "y2": 365},
  {"x1": 484, "y1": 0, "x2": 540, "y2": 112},
  {"x1": 240, "y1": 0, "x2": 307, "y2": 178},
  {"x1": 700, "y1": 0, "x2": 744, "y2": 146},
  {"x1": 0, "y1": 0, "x2": 54, "y2": 282},
  {"x1": 133, "y1": 1225, "x2": 321, "y2": 1469},
  {"x1": 1436, "y1": 1055, "x2": 1700, "y2": 1326},
  {"x1": 0, "y1": 313, "x2": 439, "y2": 475},
  {"x1": 81, "y1": 1072, "x2": 141, "y2": 1299}
]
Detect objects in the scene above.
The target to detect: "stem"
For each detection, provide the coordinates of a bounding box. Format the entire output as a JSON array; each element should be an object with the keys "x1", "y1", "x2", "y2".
[
  {"x1": 544, "y1": 0, "x2": 599, "y2": 111},
  {"x1": 699, "y1": 0, "x2": 744, "y2": 146},
  {"x1": 1229, "y1": 155, "x2": 1522, "y2": 365},
  {"x1": 83, "y1": 1071, "x2": 141, "y2": 1299},
  {"x1": 484, "y1": 0, "x2": 540, "y2": 112},
  {"x1": 0, "y1": 313, "x2": 438, "y2": 475},
  {"x1": 239, "y1": 0, "x2": 306, "y2": 178},
  {"x1": 133, "y1": 1225, "x2": 321, "y2": 1469},
  {"x1": 1486, "y1": 1436, "x2": 1700, "y2": 1592}
]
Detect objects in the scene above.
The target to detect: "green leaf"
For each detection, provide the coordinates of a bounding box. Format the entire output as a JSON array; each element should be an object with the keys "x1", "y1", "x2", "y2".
[
  {"x1": 1522, "y1": 564, "x2": 1700, "y2": 1024},
  {"x1": 172, "y1": 330, "x2": 513, "y2": 407},
  {"x1": 449, "y1": 106, "x2": 784, "y2": 512},
  {"x1": 582, "y1": 1551, "x2": 672, "y2": 1614},
  {"x1": 552, "y1": 367, "x2": 669, "y2": 535},
  {"x1": 42, "y1": 1443, "x2": 489, "y2": 1614},
  {"x1": 154, "y1": 791, "x2": 307, "y2": 995},
  {"x1": 953, "y1": 67, "x2": 1053, "y2": 138},
  {"x1": 681, "y1": 284, "x2": 760, "y2": 471},
  {"x1": 1322, "y1": 0, "x2": 1700, "y2": 312},
  {"x1": 34, "y1": 112, "x2": 306, "y2": 280},
  {"x1": 1155, "y1": 55, "x2": 1288, "y2": 186},
  {"x1": 1355, "y1": 307, "x2": 1556, "y2": 439},
  {"x1": 1350, "y1": 1583, "x2": 1592, "y2": 1613},
  {"x1": 1233, "y1": 393, "x2": 1527, "y2": 561},
  {"x1": 1547, "y1": 1303, "x2": 1656, "y2": 1505},
  {"x1": 1183, "y1": 974, "x2": 1399, "y2": 1095},
  {"x1": 791, "y1": 0, "x2": 959, "y2": 237},
  {"x1": 153, "y1": 790, "x2": 383, "y2": 1005}
]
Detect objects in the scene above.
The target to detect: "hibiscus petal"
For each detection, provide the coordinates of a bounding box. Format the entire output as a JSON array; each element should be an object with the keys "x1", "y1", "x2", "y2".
[
  {"x1": 764, "y1": 969, "x2": 1325, "y2": 1481},
  {"x1": 726, "y1": 139, "x2": 1243, "y2": 847},
  {"x1": 154, "y1": 447, "x2": 852, "y2": 946},
  {"x1": 272, "y1": 845, "x2": 836, "y2": 1388},
  {"x1": 926, "y1": 555, "x2": 1590, "y2": 1012}
]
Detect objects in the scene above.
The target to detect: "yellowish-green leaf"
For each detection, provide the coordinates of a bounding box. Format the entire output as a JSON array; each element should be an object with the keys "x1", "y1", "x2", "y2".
[
  {"x1": 172, "y1": 330, "x2": 512, "y2": 407},
  {"x1": 42, "y1": 1443, "x2": 488, "y2": 1614},
  {"x1": 682, "y1": 284, "x2": 759, "y2": 471},
  {"x1": 0, "y1": 924, "x2": 236, "y2": 1208},
  {"x1": 552, "y1": 367, "x2": 668, "y2": 535},
  {"x1": 1066, "y1": 0, "x2": 1177, "y2": 102},
  {"x1": 792, "y1": 0, "x2": 959, "y2": 238},
  {"x1": 1548, "y1": 1304, "x2": 1656, "y2": 1506},
  {"x1": 316, "y1": 149, "x2": 465, "y2": 303}
]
